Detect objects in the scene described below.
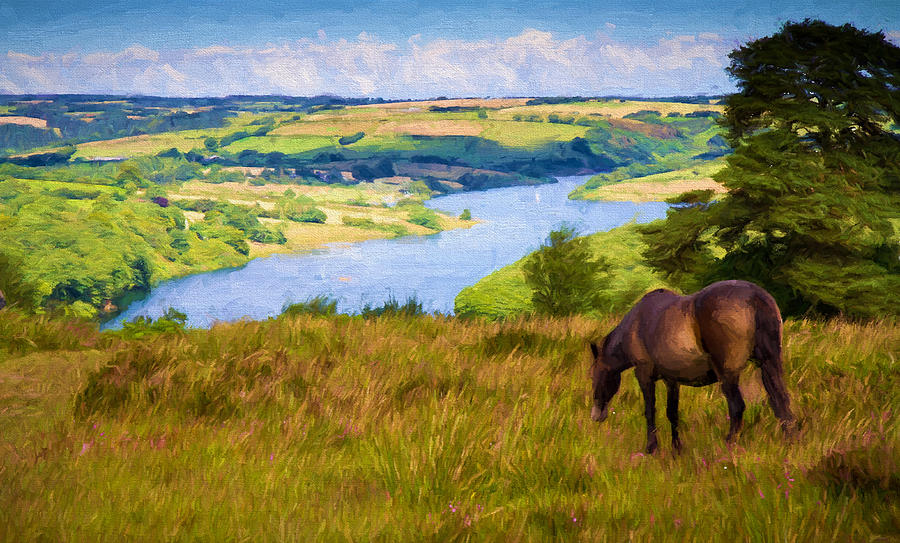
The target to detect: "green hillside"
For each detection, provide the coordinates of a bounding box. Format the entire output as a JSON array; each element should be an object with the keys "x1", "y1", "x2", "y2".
[{"x1": 455, "y1": 222, "x2": 670, "y2": 319}]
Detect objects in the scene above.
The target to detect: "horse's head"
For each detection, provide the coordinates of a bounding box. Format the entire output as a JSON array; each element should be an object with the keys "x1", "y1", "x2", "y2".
[{"x1": 589, "y1": 339, "x2": 621, "y2": 423}]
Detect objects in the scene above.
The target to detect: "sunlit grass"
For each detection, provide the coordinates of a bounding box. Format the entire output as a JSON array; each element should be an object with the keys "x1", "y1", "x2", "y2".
[
  {"x1": 497, "y1": 100, "x2": 724, "y2": 121},
  {"x1": 1, "y1": 309, "x2": 896, "y2": 541},
  {"x1": 479, "y1": 121, "x2": 589, "y2": 149},
  {"x1": 9, "y1": 177, "x2": 124, "y2": 194},
  {"x1": 220, "y1": 135, "x2": 339, "y2": 155},
  {"x1": 578, "y1": 158, "x2": 728, "y2": 202}
]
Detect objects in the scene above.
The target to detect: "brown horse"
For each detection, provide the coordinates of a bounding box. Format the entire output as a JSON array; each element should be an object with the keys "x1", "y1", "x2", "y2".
[{"x1": 589, "y1": 280, "x2": 795, "y2": 453}]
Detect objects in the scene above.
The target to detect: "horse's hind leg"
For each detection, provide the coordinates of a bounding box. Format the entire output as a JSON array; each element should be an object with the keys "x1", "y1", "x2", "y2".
[
  {"x1": 704, "y1": 348, "x2": 748, "y2": 443},
  {"x1": 720, "y1": 376, "x2": 745, "y2": 443},
  {"x1": 665, "y1": 379, "x2": 683, "y2": 451}
]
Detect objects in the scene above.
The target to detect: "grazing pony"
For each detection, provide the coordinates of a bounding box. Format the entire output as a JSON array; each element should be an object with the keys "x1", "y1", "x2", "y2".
[{"x1": 589, "y1": 280, "x2": 795, "y2": 453}]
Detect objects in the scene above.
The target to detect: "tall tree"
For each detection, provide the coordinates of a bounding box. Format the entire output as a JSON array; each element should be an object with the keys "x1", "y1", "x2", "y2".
[{"x1": 641, "y1": 20, "x2": 900, "y2": 317}]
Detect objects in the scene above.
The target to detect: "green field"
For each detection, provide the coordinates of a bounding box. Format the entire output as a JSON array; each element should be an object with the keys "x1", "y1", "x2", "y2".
[
  {"x1": 221, "y1": 134, "x2": 340, "y2": 154},
  {"x1": 478, "y1": 120, "x2": 590, "y2": 149},
  {"x1": 9, "y1": 177, "x2": 125, "y2": 195},
  {"x1": 71, "y1": 128, "x2": 235, "y2": 159},
  {"x1": 0, "y1": 308, "x2": 896, "y2": 541}
]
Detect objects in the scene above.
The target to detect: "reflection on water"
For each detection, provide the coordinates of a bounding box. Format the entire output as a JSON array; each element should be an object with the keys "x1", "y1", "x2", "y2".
[{"x1": 104, "y1": 176, "x2": 667, "y2": 329}]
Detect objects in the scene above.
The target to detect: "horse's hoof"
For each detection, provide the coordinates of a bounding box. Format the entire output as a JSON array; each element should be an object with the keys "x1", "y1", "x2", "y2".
[{"x1": 782, "y1": 419, "x2": 800, "y2": 438}]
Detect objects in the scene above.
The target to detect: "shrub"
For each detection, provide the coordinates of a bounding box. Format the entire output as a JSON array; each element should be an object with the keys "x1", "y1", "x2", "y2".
[
  {"x1": 288, "y1": 207, "x2": 326, "y2": 223},
  {"x1": 342, "y1": 216, "x2": 377, "y2": 229},
  {"x1": 342, "y1": 216, "x2": 409, "y2": 237},
  {"x1": 338, "y1": 132, "x2": 365, "y2": 145},
  {"x1": 522, "y1": 226, "x2": 611, "y2": 316},
  {"x1": 248, "y1": 228, "x2": 287, "y2": 245},
  {"x1": 360, "y1": 296, "x2": 424, "y2": 318},
  {"x1": 114, "y1": 307, "x2": 188, "y2": 340},
  {"x1": 407, "y1": 206, "x2": 441, "y2": 230},
  {"x1": 281, "y1": 296, "x2": 338, "y2": 317},
  {"x1": 49, "y1": 187, "x2": 102, "y2": 200}
]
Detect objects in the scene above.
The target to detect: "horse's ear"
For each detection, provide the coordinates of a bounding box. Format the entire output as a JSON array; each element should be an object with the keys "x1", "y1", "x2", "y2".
[{"x1": 590, "y1": 342, "x2": 600, "y2": 359}]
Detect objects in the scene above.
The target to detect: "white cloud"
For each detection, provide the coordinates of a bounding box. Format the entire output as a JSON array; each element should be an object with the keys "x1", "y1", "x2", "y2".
[
  {"x1": 7, "y1": 51, "x2": 44, "y2": 63},
  {"x1": 0, "y1": 30, "x2": 736, "y2": 97},
  {"x1": 194, "y1": 45, "x2": 241, "y2": 57}
]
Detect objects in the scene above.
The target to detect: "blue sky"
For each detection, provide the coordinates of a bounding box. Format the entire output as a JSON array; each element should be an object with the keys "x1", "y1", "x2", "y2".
[{"x1": 1, "y1": 0, "x2": 897, "y2": 97}]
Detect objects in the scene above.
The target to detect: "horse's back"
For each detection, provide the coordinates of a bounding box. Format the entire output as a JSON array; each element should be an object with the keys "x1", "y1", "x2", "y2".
[
  {"x1": 624, "y1": 281, "x2": 780, "y2": 383},
  {"x1": 629, "y1": 288, "x2": 714, "y2": 382},
  {"x1": 693, "y1": 281, "x2": 779, "y2": 374}
]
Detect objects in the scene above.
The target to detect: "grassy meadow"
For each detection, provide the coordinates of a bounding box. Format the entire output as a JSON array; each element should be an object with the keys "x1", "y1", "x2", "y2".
[{"x1": 0, "y1": 308, "x2": 897, "y2": 541}]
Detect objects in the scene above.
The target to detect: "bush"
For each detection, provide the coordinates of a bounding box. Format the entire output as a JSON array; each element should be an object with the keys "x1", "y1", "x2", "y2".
[
  {"x1": 49, "y1": 187, "x2": 102, "y2": 200},
  {"x1": 287, "y1": 207, "x2": 326, "y2": 223},
  {"x1": 548, "y1": 113, "x2": 575, "y2": 124},
  {"x1": 342, "y1": 216, "x2": 377, "y2": 229},
  {"x1": 360, "y1": 296, "x2": 424, "y2": 318},
  {"x1": 338, "y1": 132, "x2": 365, "y2": 145},
  {"x1": 281, "y1": 296, "x2": 338, "y2": 317},
  {"x1": 115, "y1": 307, "x2": 188, "y2": 340},
  {"x1": 342, "y1": 216, "x2": 409, "y2": 237},
  {"x1": 0, "y1": 251, "x2": 39, "y2": 311},
  {"x1": 248, "y1": 228, "x2": 287, "y2": 245},
  {"x1": 522, "y1": 226, "x2": 611, "y2": 316},
  {"x1": 407, "y1": 206, "x2": 441, "y2": 230}
]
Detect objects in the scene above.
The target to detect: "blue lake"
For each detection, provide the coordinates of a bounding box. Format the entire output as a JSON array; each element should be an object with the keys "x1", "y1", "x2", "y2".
[{"x1": 103, "y1": 175, "x2": 667, "y2": 329}]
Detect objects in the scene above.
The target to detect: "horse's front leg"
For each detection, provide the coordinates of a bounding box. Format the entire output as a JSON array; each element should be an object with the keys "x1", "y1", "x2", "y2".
[{"x1": 637, "y1": 376, "x2": 658, "y2": 454}]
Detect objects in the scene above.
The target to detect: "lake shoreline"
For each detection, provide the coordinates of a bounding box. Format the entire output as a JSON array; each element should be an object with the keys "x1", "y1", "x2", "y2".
[{"x1": 103, "y1": 174, "x2": 668, "y2": 329}]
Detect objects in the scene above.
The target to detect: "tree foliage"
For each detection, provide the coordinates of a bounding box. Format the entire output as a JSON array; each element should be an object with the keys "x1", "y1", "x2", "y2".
[
  {"x1": 523, "y1": 226, "x2": 611, "y2": 316},
  {"x1": 641, "y1": 20, "x2": 900, "y2": 318},
  {"x1": 0, "y1": 180, "x2": 246, "y2": 317}
]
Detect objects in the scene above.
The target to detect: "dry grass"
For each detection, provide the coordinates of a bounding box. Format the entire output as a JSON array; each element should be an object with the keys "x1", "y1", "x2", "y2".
[
  {"x1": 0, "y1": 116, "x2": 48, "y2": 129},
  {"x1": 270, "y1": 119, "x2": 379, "y2": 137},
  {"x1": 589, "y1": 178, "x2": 726, "y2": 202},
  {"x1": 0, "y1": 310, "x2": 897, "y2": 541},
  {"x1": 498, "y1": 100, "x2": 724, "y2": 120},
  {"x1": 366, "y1": 98, "x2": 530, "y2": 110},
  {"x1": 374, "y1": 120, "x2": 484, "y2": 137}
]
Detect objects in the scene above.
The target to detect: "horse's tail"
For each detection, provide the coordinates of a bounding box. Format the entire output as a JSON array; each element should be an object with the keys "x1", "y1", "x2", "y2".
[
  {"x1": 751, "y1": 289, "x2": 796, "y2": 432},
  {"x1": 751, "y1": 290, "x2": 783, "y2": 369}
]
